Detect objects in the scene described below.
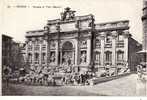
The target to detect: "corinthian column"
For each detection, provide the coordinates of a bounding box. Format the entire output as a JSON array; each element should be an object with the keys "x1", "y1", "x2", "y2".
[
  {"x1": 100, "y1": 32, "x2": 105, "y2": 67},
  {"x1": 87, "y1": 38, "x2": 91, "y2": 65},
  {"x1": 25, "y1": 40, "x2": 28, "y2": 63},
  {"x1": 111, "y1": 31, "x2": 117, "y2": 67},
  {"x1": 39, "y1": 43, "x2": 42, "y2": 66},
  {"x1": 75, "y1": 39, "x2": 78, "y2": 66},
  {"x1": 32, "y1": 39, "x2": 35, "y2": 66},
  {"x1": 123, "y1": 30, "x2": 130, "y2": 63},
  {"x1": 55, "y1": 40, "x2": 59, "y2": 66}
]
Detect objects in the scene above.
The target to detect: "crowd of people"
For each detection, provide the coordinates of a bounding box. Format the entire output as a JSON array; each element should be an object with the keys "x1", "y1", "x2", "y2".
[
  {"x1": 18, "y1": 71, "x2": 95, "y2": 86},
  {"x1": 2, "y1": 63, "x2": 131, "y2": 86},
  {"x1": 61, "y1": 72, "x2": 94, "y2": 85},
  {"x1": 21, "y1": 71, "x2": 56, "y2": 86}
]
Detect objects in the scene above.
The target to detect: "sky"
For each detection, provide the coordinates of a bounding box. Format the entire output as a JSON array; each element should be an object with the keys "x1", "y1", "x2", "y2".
[{"x1": 1, "y1": 0, "x2": 143, "y2": 43}]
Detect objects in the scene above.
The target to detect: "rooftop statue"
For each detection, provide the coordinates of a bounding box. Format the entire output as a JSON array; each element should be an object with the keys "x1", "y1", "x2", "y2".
[{"x1": 60, "y1": 7, "x2": 76, "y2": 21}]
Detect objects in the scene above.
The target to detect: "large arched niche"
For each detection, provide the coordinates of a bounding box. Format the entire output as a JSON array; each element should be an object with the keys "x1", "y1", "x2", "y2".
[
  {"x1": 61, "y1": 39, "x2": 75, "y2": 50},
  {"x1": 60, "y1": 41, "x2": 75, "y2": 66},
  {"x1": 62, "y1": 41, "x2": 73, "y2": 51}
]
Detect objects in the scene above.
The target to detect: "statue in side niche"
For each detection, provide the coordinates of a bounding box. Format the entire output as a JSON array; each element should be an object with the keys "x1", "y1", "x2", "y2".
[
  {"x1": 80, "y1": 51, "x2": 87, "y2": 64},
  {"x1": 50, "y1": 52, "x2": 55, "y2": 63}
]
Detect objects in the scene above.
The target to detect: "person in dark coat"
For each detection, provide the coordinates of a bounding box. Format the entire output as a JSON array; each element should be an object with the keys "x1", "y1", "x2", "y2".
[{"x1": 3, "y1": 66, "x2": 11, "y2": 87}]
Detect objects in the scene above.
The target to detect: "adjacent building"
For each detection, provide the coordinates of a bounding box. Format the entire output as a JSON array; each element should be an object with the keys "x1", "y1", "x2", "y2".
[
  {"x1": 142, "y1": 0, "x2": 147, "y2": 50},
  {"x1": 136, "y1": 0, "x2": 147, "y2": 96},
  {"x1": 2, "y1": 34, "x2": 25, "y2": 71},
  {"x1": 25, "y1": 7, "x2": 142, "y2": 75},
  {"x1": 2, "y1": 34, "x2": 13, "y2": 68},
  {"x1": 139, "y1": 0, "x2": 147, "y2": 64}
]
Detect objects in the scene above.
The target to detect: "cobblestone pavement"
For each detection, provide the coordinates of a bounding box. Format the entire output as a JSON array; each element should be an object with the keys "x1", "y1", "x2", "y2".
[
  {"x1": 2, "y1": 74, "x2": 137, "y2": 96},
  {"x1": 70, "y1": 74, "x2": 137, "y2": 96}
]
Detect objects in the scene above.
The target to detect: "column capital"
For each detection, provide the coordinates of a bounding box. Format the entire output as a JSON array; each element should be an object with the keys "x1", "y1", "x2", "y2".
[
  {"x1": 39, "y1": 37, "x2": 44, "y2": 43},
  {"x1": 25, "y1": 40, "x2": 29, "y2": 44},
  {"x1": 56, "y1": 24, "x2": 60, "y2": 32},
  {"x1": 123, "y1": 30, "x2": 131, "y2": 38},
  {"x1": 44, "y1": 36, "x2": 49, "y2": 41},
  {"x1": 31, "y1": 37, "x2": 36, "y2": 43},
  {"x1": 44, "y1": 25, "x2": 50, "y2": 34},
  {"x1": 99, "y1": 32, "x2": 106, "y2": 40},
  {"x1": 111, "y1": 31, "x2": 118, "y2": 39}
]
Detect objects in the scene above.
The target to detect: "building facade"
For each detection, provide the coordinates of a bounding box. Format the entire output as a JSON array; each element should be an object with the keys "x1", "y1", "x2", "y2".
[
  {"x1": 142, "y1": 0, "x2": 147, "y2": 50},
  {"x1": 2, "y1": 34, "x2": 25, "y2": 71},
  {"x1": 25, "y1": 7, "x2": 141, "y2": 75},
  {"x1": 2, "y1": 34, "x2": 13, "y2": 67},
  {"x1": 139, "y1": 0, "x2": 147, "y2": 64},
  {"x1": 136, "y1": 0, "x2": 147, "y2": 96}
]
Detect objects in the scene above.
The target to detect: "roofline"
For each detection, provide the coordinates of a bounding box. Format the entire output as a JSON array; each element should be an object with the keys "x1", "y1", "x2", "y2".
[
  {"x1": 47, "y1": 14, "x2": 94, "y2": 24},
  {"x1": 95, "y1": 20, "x2": 129, "y2": 25},
  {"x1": 2, "y1": 34, "x2": 13, "y2": 39},
  {"x1": 26, "y1": 29, "x2": 44, "y2": 33}
]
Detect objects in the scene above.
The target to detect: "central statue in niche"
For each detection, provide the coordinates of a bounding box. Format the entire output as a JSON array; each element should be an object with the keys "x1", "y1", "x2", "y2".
[{"x1": 62, "y1": 41, "x2": 74, "y2": 66}]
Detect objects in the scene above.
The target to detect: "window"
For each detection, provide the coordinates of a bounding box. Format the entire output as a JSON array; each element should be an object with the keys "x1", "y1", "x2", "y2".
[
  {"x1": 105, "y1": 51, "x2": 112, "y2": 65},
  {"x1": 42, "y1": 44, "x2": 46, "y2": 51},
  {"x1": 34, "y1": 45, "x2": 40, "y2": 51},
  {"x1": 118, "y1": 35, "x2": 123, "y2": 41},
  {"x1": 117, "y1": 51, "x2": 124, "y2": 61},
  {"x1": 34, "y1": 53, "x2": 39, "y2": 64},
  {"x1": 95, "y1": 52, "x2": 100, "y2": 65},
  {"x1": 95, "y1": 38, "x2": 101, "y2": 48},
  {"x1": 42, "y1": 53, "x2": 46, "y2": 61},
  {"x1": 28, "y1": 45, "x2": 32, "y2": 51},
  {"x1": 28, "y1": 53, "x2": 32, "y2": 63},
  {"x1": 42, "y1": 53, "x2": 46, "y2": 64},
  {"x1": 95, "y1": 52, "x2": 100, "y2": 61},
  {"x1": 105, "y1": 34, "x2": 112, "y2": 43}
]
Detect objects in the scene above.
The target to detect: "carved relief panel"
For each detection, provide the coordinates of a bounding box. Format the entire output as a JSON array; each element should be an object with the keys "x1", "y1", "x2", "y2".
[
  {"x1": 80, "y1": 40, "x2": 87, "y2": 48},
  {"x1": 80, "y1": 50, "x2": 87, "y2": 64},
  {"x1": 50, "y1": 40, "x2": 56, "y2": 50}
]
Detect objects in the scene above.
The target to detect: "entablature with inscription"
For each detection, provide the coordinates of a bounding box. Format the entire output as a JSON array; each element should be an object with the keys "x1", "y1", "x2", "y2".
[{"x1": 95, "y1": 20, "x2": 129, "y2": 31}]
